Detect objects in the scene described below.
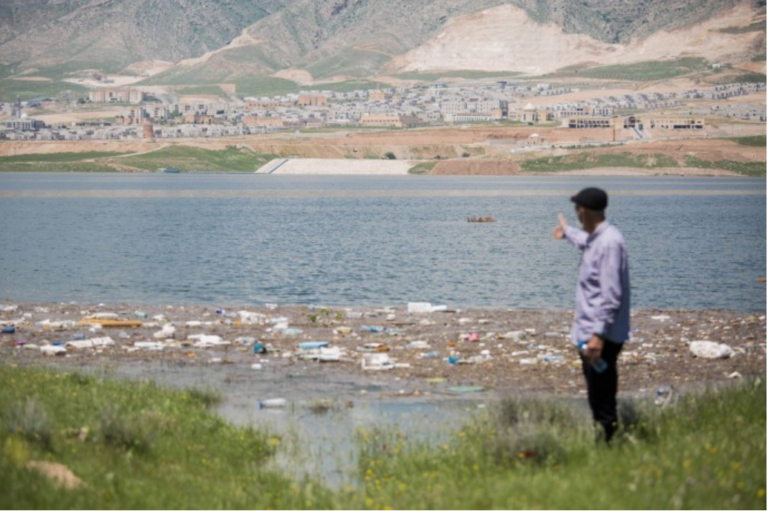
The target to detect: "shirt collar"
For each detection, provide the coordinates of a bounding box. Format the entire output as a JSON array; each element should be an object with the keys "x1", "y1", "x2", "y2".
[{"x1": 587, "y1": 220, "x2": 610, "y2": 242}]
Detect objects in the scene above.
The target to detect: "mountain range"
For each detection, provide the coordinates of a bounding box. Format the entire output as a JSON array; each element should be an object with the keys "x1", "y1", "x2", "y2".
[{"x1": 0, "y1": 0, "x2": 764, "y2": 90}]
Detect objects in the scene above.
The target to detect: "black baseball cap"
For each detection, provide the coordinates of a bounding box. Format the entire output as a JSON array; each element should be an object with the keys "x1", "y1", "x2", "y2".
[{"x1": 571, "y1": 187, "x2": 608, "y2": 211}]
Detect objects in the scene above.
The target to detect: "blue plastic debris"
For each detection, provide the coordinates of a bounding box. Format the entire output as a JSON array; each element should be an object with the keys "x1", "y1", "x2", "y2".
[
  {"x1": 1, "y1": 326, "x2": 15, "y2": 334},
  {"x1": 299, "y1": 341, "x2": 329, "y2": 350}
]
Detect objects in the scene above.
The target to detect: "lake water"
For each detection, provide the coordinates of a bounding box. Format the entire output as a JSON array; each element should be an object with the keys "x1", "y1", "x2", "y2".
[{"x1": 1, "y1": 173, "x2": 765, "y2": 311}]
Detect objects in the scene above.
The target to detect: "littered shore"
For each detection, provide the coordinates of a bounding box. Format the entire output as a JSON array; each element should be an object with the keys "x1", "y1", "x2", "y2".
[{"x1": 1, "y1": 301, "x2": 765, "y2": 400}]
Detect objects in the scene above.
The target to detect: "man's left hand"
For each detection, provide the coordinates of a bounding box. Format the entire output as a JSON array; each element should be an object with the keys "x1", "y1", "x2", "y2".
[{"x1": 585, "y1": 335, "x2": 604, "y2": 364}]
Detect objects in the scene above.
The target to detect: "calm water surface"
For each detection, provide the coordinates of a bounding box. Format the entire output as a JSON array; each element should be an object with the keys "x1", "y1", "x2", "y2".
[{"x1": 1, "y1": 173, "x2": 765, "y2": 311}]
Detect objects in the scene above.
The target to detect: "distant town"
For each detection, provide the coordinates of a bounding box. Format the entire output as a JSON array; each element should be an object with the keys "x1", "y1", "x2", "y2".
[{"x1": 2, "y1": 80, "x2": 765, "y2": 142}]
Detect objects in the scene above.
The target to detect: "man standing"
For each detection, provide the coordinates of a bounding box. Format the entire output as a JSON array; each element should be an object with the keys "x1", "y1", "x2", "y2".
[{"x1": 552, "y1": 187, "x2": 630, "y2": 442}]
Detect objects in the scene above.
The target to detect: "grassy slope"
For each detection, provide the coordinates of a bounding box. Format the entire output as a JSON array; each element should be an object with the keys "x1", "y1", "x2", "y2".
[
  {"x1": 116, "y1": 146, "x2": 277, "y2": 172},
  {"x1": 0, "y1": 147, "x2": 277, "y2": 173},
  {"x1": 551, "y1": 57, "x2": 709, "y2": 82},
  {"x1": 520, "y1": 150, "x2": 767, "y2": 176},
  {"x1": 0, "y1": 152, "x2": 128, "y2": 173},
  {"x1": 0, "y1": 366, "x2": 325, "y2": 509},
  {"x1": 1, "y1": 366, "x2": 764, "y2": 509},
  {"x1": 354, "y1": 380, "x2": 766, "y2": 509},
  {"x1": 0, "y1": 80, "x2": 89, "y2": 102},
  {"x1": 394, "y1": 70, "x2": 521, "y2": 81}
]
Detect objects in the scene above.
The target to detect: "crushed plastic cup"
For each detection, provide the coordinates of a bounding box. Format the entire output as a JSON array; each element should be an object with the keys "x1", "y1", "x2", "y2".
[{"x1": 253, "y1": 343, "x2": 267, "y2": 355}]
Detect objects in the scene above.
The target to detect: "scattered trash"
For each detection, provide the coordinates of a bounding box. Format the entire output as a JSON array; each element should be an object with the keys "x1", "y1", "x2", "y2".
[
  {"x1": 251, "y1": 363, "x2": 263, "y2": 370},
  {"x1": 91, "y1": 312, "x2": 118, "y2": 320},
  {"x1": 41, "y1": 345, "x2": 67, "y2": 356},
  {"x1": 238, "y1": 311, "x2": 267, "y2": 325},
  {"x1": 406, "y1": 341, "x2": 431, "y2": 350},
  {"x1": 360, "y1": 325, "x2": 387, "y2": 333},
  {"x1": 189, "y1": 334, "x2": 229, "y2": 348},
  {"x1": 408, "y1": 302, "x2": 433, "y2": 314},
  {"x1": 281, "y1": 327, "x2": 303, "y2": 336},
  {"x1": 690, "y1": 340, "x2": 734, "y2": 359},
  {"x1": 253, "y1": 343, "x2": 267, "y2": 355},
  {"x1": 1, "y1": 325, "x2": 15, "y2": 334},
  {"x1": 133, "y1": 341, "x2": 164, "y2": 351},
  {"x1": 80, "y1": 319, "x2": 142, "y2": 328},
  {"x1": 502, "y1": 331, "x2": 526, "y2": 341},
  {"x1": 318, "y1": 347, "x2": 342, "y2": 362},
  {"x1": 448, "y1": 386, "x2": 486, "y2": 393},
  {"x1": 259, "y1": 398, "x2": 286, "y2": 409},
  {"x1": 650, "y1": 315, "x2": 671, "y2": 321},
  {"x1": 67, "y1": 336, "x2": 115, "y2": 349},
  {"x1": 362, "y1": 353, "x2": 395, "y2": 370},
  {"x1": 655, "y1": 385, "x2": 673, "y2": 407},
  {"x1": 134, "y1": 311, "x2": 148, "y2": 319},
  {"x1": 153, "y1": 324, "x2": 176, "y2": 339},
  {"x1": 728, "y1": 371, "x2": 742, "y2": 379},
  {"x1": 356, "y1": 343, "x2": 390, "y2": 353},
  {"x1": 299, "y1": 341, "x2": 329, "y2": 350}
]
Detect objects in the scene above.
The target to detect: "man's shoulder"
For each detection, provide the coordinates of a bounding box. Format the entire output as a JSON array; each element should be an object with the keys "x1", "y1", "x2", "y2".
[{"x1": 599, "y1": 223, "x2": 626, "y2": 246}]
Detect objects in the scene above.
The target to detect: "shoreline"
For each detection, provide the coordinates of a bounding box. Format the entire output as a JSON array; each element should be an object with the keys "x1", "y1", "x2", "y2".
[{"x1": 1, "y1": 301, "x2": 764, "y2": 400}]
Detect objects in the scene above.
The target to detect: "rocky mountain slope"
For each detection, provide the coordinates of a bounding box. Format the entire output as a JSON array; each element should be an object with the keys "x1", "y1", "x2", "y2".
[
  {"x1": 0, "y1": 0, "x2": 763, "y2": 83},
  {"x1": 0, "y1": 0, "x2": 289, "y2": 73}
]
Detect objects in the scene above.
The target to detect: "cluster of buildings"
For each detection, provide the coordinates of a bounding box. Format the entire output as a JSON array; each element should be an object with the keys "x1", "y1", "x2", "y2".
[{"x1": 0, "y1": 80, "x2": 764, "y2": 141}]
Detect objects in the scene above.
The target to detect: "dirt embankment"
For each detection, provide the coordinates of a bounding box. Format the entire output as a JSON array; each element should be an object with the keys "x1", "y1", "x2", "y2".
[
  {"x1": 0, "y1": 125, "x2": 764, "y2": 176},
  {"x1": 432, "y1": 160, "x2": 521, "y2": 175}
]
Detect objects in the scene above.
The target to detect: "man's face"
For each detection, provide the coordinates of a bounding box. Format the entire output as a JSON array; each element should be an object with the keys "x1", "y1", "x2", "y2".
[{"x1": 575, "y1": 204, "x2": 587, "y2": 227}]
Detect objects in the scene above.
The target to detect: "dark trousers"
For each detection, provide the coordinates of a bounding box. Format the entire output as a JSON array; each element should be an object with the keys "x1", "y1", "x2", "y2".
[{"x1": 580, "y1": 339, "x2": 623, "y2": 442}]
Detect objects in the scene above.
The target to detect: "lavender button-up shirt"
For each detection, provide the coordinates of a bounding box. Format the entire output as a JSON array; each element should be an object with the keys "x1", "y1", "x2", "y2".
[{"x1": 563, "y1": 220, "x2": 630, "y2": 345}]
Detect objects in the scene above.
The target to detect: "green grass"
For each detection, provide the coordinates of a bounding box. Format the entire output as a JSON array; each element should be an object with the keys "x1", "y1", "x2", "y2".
[
  {"x1": 304, "y1": 48, "x2": 392, "y2": 79},
  {"x1": 117, "y1": 145, "x2": 278, "y2": 172},
  {"x1": 0, "y1": 79, "x2": 88, "y2": 102},
  {"x1": 0, "y1": 162, "x2": 118, "y2": 173},
  {"x1": 232, "y1": 75, "x2": 301, "y2": 97},
  {"x1": 176, "y1": 86, "x2": 232, "y2": 99},
  {"x1": 718, "y1": 22, "x2": 766, "y2": 34},
  {"x1": 0, "y1": 365, "x2": 327, "y2": 509},
  {"x1": 353, "y1": 380, "x2": 766, "y2": 509},
  {"x1": 520, "y1": 152, "x2": 680, "y2": 172},
  {"x1": 732, "y1": 135, "x2": 767, "y2": 147},
  {"x1": 394, "y1": 70, "x2": 521, "y2": 81},
  {"x1": 731, "y1": 73, "x2": 767, "y2": 83},
  {"x1": 684, "y1": 156, "x2": 766, "y2": 177},
  {"x1": 303, "y1": 80, "x2": 394, "y2": 93},
  {"x1": 1, "y1": 366, "x2": 764, "y2": 509},
  {"x1": 0, "y1": 152, "x2": 128, "y2": 173},
  {"x1": 408, "y1": 161, "x2": 437, "y2": 174},
  {"x1": 555, "y1": 58, "x2": 708, "y2": 82},
  {"x1": 0, "y1": 152, "x2": 127, "y2": 163}
]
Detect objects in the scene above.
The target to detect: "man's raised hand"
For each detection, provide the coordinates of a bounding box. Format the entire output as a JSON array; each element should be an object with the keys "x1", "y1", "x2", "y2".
[{"x1": 552, "y1": 213, "x2": 567, "y2": 239}]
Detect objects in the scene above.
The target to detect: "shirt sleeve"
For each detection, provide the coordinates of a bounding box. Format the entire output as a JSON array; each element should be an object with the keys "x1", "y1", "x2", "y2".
[
  {"x1": 592, "y1": 241, "x2": 624, "y2": 336},
  {"x1": 563, "y1": 225, "x2": 588, "y2": 250}
]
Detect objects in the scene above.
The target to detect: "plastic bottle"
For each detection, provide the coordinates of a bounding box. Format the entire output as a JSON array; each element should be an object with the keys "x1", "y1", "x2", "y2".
[
  {"x1": 577, "y1": 341, "x2": 608, "y2": 373},
  {"x1": 258, "y1": 398, "x2": 286, "y2": 409}
]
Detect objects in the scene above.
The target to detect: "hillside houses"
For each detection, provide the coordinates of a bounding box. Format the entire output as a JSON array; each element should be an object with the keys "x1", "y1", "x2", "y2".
[{"x1": 2, "y1": 80, "x2": 764, "y2": 141}]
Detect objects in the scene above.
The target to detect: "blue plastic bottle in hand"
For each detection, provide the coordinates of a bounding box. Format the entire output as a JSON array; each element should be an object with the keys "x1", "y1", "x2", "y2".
[{"x1": 578, "y1": 341, "x2": 608, "y2": 374}]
